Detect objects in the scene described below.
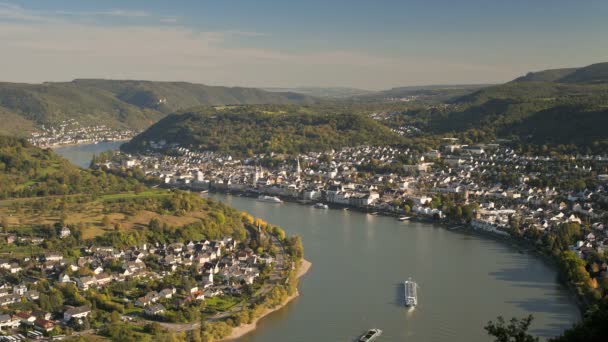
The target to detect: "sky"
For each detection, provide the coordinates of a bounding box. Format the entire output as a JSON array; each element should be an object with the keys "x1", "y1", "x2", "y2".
[{"x1": 1, "y1": 0, "x2": 607, "y2": 90}]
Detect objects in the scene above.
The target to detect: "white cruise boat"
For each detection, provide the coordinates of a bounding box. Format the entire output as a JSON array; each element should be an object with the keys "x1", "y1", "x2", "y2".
[
  {"x1": 404, "y1": 278, "x2": 418, "y2": 307},
  {"x1": 256, "y1": 195, "x2": 283, "y2": 203}
]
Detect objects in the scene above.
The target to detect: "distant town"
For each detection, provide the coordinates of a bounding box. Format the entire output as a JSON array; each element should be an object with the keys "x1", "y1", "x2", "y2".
[{"x1": 28, "y1": 119, "x2": 137, "y2": 148}]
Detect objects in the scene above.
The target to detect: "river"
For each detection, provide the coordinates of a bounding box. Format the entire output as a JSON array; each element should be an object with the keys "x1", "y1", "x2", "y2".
[
  {"x1": 52, "y1": 141, "x2": 125, "y2": 168},
  {"x1": 55, "y1": 143, "x2": 581, "y2": 341}
]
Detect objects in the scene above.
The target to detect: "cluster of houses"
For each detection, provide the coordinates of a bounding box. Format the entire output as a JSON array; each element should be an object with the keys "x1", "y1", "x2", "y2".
[
  {"x1": 0, "y1": 275, "x2": 91, "y2": 336},
  {"x1": 28, "y1": 119, "x2": 136, "y2": 148},
  {"x1": 0, "y1": 236, "x2": 269, "y2": 336}
]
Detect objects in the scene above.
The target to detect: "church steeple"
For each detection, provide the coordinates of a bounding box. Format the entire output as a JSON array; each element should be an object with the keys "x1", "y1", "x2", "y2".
[{"x1": 296, "y1": 157, "x2": 302, "y2": 175}]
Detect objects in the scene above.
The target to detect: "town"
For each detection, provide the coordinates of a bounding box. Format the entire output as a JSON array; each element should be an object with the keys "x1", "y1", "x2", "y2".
[
  {"x1": 97, "y1": 140, "x2": 608, "y2": 290},
  {"x1": 0, "y1": 218, "x2": 293, "y2": 341},
  {"x1": 28, "y1": 119, "x2": 137, "y2": 148}
]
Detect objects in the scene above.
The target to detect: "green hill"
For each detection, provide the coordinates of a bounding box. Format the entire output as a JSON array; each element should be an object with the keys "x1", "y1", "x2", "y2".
[
  {"x1": 122, "y1": 105, "x2": 405, "y2": 156},
  {"x1": 417, "y1": 62, "x2": 608, "y2": 151},
  {"x1": 511, "y1": 68, "x2": 577, "y2": 83},
  {"x1": 0, "y1": 135, "x2": 143, "y2": 198},
  {"x1": 558, "y1": 62, "x2": 608, "y2": 84},
  {"x1": 0, "y1": 79, "x2": 316, "y2": 136},
  {"x1": 511, "y1": 62, "x2": 608, "y2": 84}
]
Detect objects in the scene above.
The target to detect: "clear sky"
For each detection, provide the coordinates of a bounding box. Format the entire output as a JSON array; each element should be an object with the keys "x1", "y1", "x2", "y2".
[{"x1": 1, "y1": 0, "x2": 607, "y2": 89}]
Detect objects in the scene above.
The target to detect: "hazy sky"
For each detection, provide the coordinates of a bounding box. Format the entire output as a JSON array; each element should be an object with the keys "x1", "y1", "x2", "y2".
[{"x1": 1, "y1": 0, "x2": 607, "y2": 89}]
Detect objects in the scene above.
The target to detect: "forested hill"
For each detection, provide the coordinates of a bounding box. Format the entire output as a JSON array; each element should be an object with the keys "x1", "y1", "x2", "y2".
[
  {"x1": 512, "y1": 62, "x2": 608, "y2": 84},
  {"x1": 0, "y1": 135, "x2": 142, "y2": 199},
  {"x1": 0, "y1": 79, "x2": 317, "y2": 135},
  {"x1": 412, "y1": 62, "x2": 608, "y2": 152},
  {"x1": 122, "y1": 105, "x2": 405, "y2": 156}
]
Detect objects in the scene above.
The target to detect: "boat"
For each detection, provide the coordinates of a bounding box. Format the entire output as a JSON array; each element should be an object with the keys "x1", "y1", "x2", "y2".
[
  {"x1": 398, "y1": 216, "x2": 411, "y2": 221},
  {"x1": 404, "y1": 278, "x2": 418, "y2": 307},
  {"x1": 256, "y1": 195, "x2": 283, "y2": 203},
  {"x1": 313, "y1": 203, "x2": 329, "y2": 209},
  {"x1": 357, "y1": 329, "x2": 382, "y2": 342}
]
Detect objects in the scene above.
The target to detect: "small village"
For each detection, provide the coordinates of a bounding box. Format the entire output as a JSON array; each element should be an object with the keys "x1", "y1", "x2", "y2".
[
  {"x1": 97, "y1": 140, "x2": 608, "y2": 272},
  {"x1": 0, "y1": 226, "x2": 279, "y2": 341},
  {"x1": 28, "y1": 119, "x2": 136, "y2": 148}
]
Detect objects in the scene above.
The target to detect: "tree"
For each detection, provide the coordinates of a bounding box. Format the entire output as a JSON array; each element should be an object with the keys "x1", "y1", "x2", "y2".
[
  {"x1": 1, "y1": 216, "x2": 9, "y2": 232},
  {"x1": 110, "y1": 310, "x2": 121, "y2": 324},
  {"x1": 102, "y1": 215, "x2": 111, "y2": 227},
  {"x1": 485, "y1": 315, "x2": 539, "y2": 342}
]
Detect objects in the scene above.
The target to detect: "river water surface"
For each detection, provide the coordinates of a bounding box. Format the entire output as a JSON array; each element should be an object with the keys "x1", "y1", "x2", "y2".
[
  {"x1": 209, "y1": 194, "x2": 580, "y2": 342},
  {"x1": 55, "y1": 143, "x2": 581, "y2": 342}
]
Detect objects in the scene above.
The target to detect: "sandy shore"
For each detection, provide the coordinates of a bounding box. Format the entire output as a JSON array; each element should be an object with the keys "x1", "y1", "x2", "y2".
[{"x1": 222, "y1": 259, "x2": 312, "y2": 341}]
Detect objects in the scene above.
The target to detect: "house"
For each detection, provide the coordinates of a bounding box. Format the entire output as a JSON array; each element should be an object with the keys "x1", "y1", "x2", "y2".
[
  {"x1": 13, "y1": 284, "x2": 27, "y2": 295},
  {"x1": 59, "y1": 226, "x2": 71, "y2": 238},
  {"x1": 15, "y1": 311, "x2": 36, "y2": 323},
  {"x1": 159, "y1": 288, "x2": 175, "y2": 299},
  {"x1": 0, "y1": 314, "x2": 20, "y2": 330},
  {"x1": 135, "y1": 296, "x2": 153, "y2": 308},
  {"x1": 32, "y1": 310, "x2": 52, "y2": 320},
  {"x1": 63, "y1": 306, "x2": 91, "y2": 321},
  {"x1": 144, "y1": 304, "x2": 166, "y2": 316},
  {"x1": 58, "y1": 273, "x2": 71, "y2": 283},
  {"x1": 26, "y1": 290, "x2": 40, "y2": 301},
  {"x1": 95, "y1": 273, "x2": 113, "y2": 286},
  {"x1": 76, "y1": 276, "x2": 95, "y2": 290},
  {"x1": 44, "y1": 252, "x2": 63, "y2": 262},
  {"x1": 34, "y1": 318, "x2": 55, "y2": 332},
  {"x1": 9, "y1": 263, "x2": 21, "y2": 274}
]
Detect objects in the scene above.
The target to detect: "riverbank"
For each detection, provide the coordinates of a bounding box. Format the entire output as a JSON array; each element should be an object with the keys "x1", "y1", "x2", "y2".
[
  {"x1": 45, "y1": 139, "x2": 129, "y2": 149},
  {"x1": 222, "y1": 259, "x2": 312, "y2": 341}
]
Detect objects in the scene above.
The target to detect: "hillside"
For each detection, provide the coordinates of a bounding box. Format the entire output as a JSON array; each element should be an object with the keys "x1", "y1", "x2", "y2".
[
  {"x1": 416, "y1": 62, "x2": 608, "y2": 151},
  {"x1": 0, "y1": 135, "x2": 145, "y2": 198},
  {"x1": 511, "y1": 62, "x2": 608, "y2": 84},
  {"x1": 122, "y1": 105, "x2": 405, "y2": 156},
  {"x1": 0, "y1": 80, "x2": 317, "y2": 135}
]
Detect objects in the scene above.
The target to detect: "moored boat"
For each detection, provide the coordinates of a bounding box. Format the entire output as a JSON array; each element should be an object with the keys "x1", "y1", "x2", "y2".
[
  {"x1": 313, "y1": 203, "x2": 329, "y2": 209},
  {"x1": 357, "y1": 328, "x2": 382, "y2": 342},
  {"x1": 398, "y1": 216, "x2": 411, "y2": 221},
  {"x1": 256, "y1": 195, "x2": 283, "y2": 203}
]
